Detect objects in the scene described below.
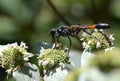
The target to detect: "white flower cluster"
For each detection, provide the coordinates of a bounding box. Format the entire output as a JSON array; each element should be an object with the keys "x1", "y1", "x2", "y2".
[
  {"x1": 80, "y1": 29, "x2": 115, "y2": 51},
  {"x1": 38, "y1": 48, "x2": 70, "y2": 70},
  {"x1": 0, "y1": 42, "x2": 34, "y2": 74}
]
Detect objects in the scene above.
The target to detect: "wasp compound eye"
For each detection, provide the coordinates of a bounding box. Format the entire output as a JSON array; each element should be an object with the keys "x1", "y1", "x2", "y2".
[
  {"x1": 50, "y1": 29, "x2": 57, "y2": 36},
  {"x1": 95, "y1": 23, "x2": 110, "y2": 29}
]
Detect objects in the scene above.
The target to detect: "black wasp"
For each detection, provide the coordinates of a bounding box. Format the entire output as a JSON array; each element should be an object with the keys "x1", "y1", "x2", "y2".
[{"x1": 44, "y1": 23, "x2": 110, "y2": 50}]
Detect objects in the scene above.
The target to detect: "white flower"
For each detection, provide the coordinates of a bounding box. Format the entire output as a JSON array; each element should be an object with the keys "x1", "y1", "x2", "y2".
[
  {"x1": 0, "y1": 42, "x2": 34, "y2": 74},
  {"x1": 82, "y1": 42, "x2": 90, "y2": 49},
  {"x1": 38, "y1": 60, "x2": 43, "y2": 65},
  {"x1": 109, "y1": 34, "x2": 115, "y2": 41},
  {"x1": 94, "y1": 29, "x2": 98, "y2": 32},
  {"x1": 40, "y1": 47, "x2": 45, "y2": 54},
  {"x1": 6, "y1": 68, "x2": 13, "y2": 75},
  {"x1": 50, "y1": 60, "x2": 55, "y2": 67},
  {"x1": 87, "y1": 40, "x2": 92, "y2": 44},
  {"x1": 0, "y1": 43, "x2": 19, "y2": 56},
  {"x1": 81, "y1": 49, "x2": 95, "y2": 67},
  {"x1": 0, "y1": 42, "x2": 30, "y2": 56},
  {"x1": 82, "y1": 32, "x2": 87, "y2": 37},
  {"x1": 20, "y1": 41, "x2": 28, "y2": 49},
  {"x1": 99, "y1": 29, "x2": 104, "y2": 33},
  {"x1": 96, "y1": 42, "x2": 101, "y2": 49},
  {"x1": 23, "y1": 52, "x2": 34, "y2": 61},
  {"x1": 80, "y1": 38, "x2": 84, "y2": 41},
  {"x1": 8, "y1": 42, "x2": 18, "y2": 48},
  {"x1": 105, "y1": 47, "x2": 115, "y2": 52},
  {"x1": 59, "y1": 62, "x2": 65, "y2": 67},
  {"x1": 42, "y1": 59, "x2": 50, "y2": 68},
  {"x1": 0, "y1": 45, "x2": 8, "y2": 56},
  {"x1": 41, "y1": 59, "x2": 55, "y2": 69}
]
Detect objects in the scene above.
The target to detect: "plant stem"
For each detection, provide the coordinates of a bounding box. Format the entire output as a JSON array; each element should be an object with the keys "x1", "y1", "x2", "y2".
[{"x1": 47, "y1": 0, "x2": 70, "y2": 25}]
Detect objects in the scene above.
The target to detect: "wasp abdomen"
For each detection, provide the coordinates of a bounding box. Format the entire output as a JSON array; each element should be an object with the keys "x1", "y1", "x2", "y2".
[{"x1": 96, "y1": 23, "x2": 110, "y2": 29}]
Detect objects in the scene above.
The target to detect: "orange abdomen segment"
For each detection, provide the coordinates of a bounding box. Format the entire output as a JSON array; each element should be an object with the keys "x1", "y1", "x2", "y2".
[{"x1": 88, "y1": 24, "x2": 96, "y2": 29}]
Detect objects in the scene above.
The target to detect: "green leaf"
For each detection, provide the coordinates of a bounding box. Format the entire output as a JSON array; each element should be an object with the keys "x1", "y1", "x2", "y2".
[{"x1": 13, "y1": 63, "x2": 40, "y2": 81}]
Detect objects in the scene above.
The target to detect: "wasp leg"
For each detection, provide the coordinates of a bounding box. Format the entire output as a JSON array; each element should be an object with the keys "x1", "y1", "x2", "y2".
[
  {"x1": 82, "y1": 29, "x2": 102, "y2": 43},
  {"x1": 82, "y1": 29, "x2": 92, "y2": 35},
  {"x1": 55, "y1": 37, "x2": 60, "y2": 48},
  {"x1": 69, "y1": 28, "x2": 81, "y2": 36},
  {"x1": 67, "y1": 35, "x2": 72, "y2": 53},
  {"x1": 98, "y1": 31, "x2": 112, "y2": 47}
]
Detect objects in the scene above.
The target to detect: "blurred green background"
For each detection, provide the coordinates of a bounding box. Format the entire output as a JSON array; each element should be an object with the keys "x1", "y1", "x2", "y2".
[{"x1": 0, "y1": 0, "x2": 120, "y2": 53}]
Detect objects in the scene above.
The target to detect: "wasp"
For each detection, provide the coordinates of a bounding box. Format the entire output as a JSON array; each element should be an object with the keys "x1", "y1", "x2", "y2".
[{"x1": 44, "y1": 23, "x2": 110, "y2": 50}]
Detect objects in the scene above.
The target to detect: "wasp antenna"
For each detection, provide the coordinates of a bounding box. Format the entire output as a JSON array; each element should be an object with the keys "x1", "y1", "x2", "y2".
[{"x1": 43, "y1": 30, "x2": 51, "y2": 43}]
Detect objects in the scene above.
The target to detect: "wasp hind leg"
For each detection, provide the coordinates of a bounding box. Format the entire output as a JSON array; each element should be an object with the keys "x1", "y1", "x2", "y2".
[{"x1": 82, "y1": 29, "x2": 103, "y2": 43}]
